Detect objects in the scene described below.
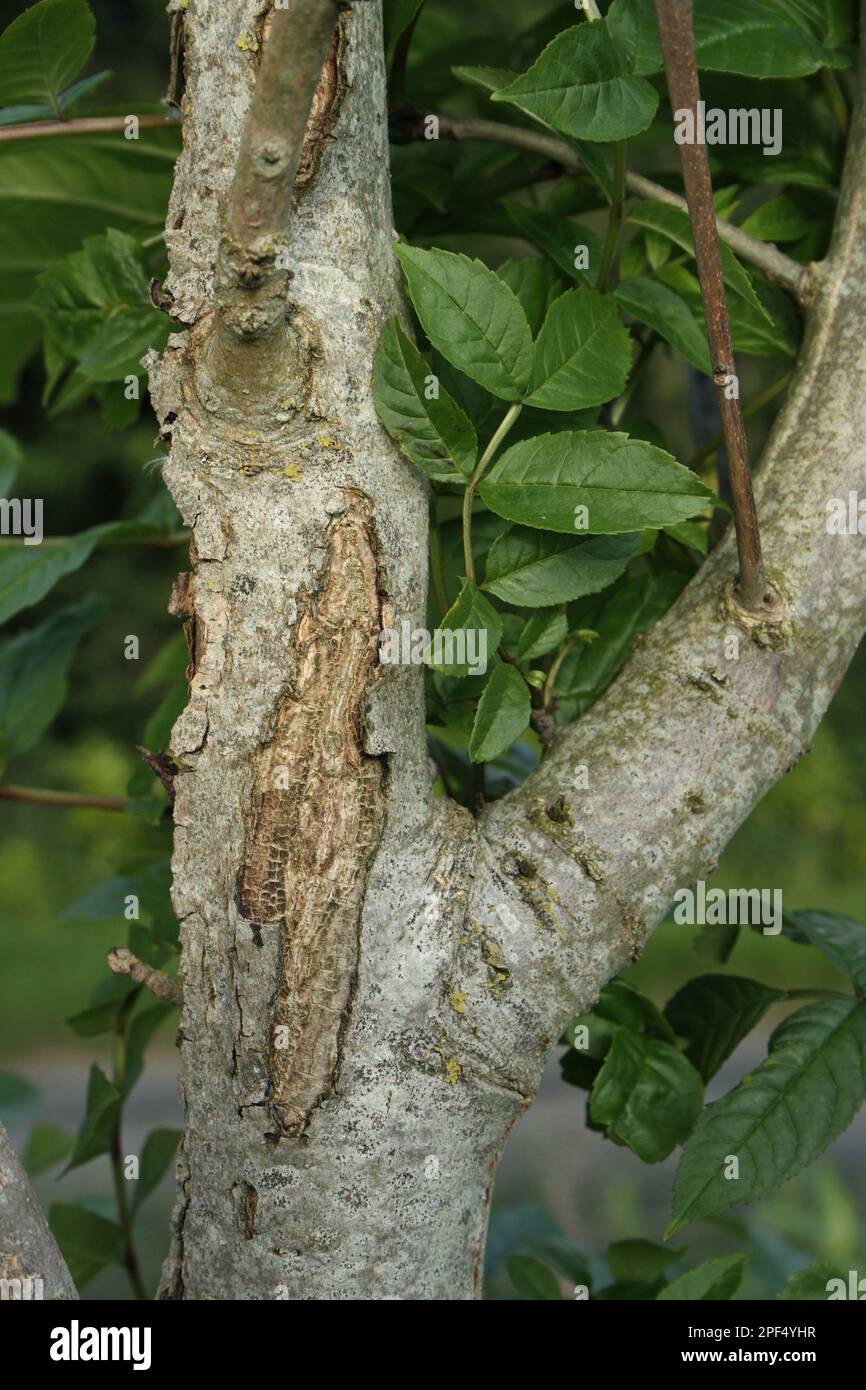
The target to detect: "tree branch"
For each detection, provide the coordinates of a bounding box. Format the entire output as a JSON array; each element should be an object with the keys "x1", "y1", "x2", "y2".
[
  {"x1": 108, "y1": 948, "x2": 182, "y2": 1006},
  {"x1": 209, "y1": 0, "x2": 344, "y2": 394},
  {"x1": 0, "y1": 114, "x2": 181, "y2": 142},
  {"x1": 423, "y1": 112, "x2": 811, "y2": 305},
  {"x1": 0, "y1": 785, "x2": 131, "y2": 812},
  {"x1": 654, "y1": 0, "x2": 768, "y2": 613},
  {"x1": 0, "y1": 1123, "x2": 78, "y2": 1300},
  {"x1": 475, "y1": 26, "x2": 866, "y2": 1050}
]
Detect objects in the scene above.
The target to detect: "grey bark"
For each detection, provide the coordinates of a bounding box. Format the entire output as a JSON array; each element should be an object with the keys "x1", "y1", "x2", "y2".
[
  {"x1": 144, "y1": 0, "x2": 866, "y2": 1300},
  {"x1": 0, "y1": 1123, "x2": 78, "y2": 1300}
]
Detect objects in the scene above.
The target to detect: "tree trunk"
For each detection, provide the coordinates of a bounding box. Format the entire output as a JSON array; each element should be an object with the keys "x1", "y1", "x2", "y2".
[{"x1": 150, "y1": 0, "x2": 866, "y2": 1299}]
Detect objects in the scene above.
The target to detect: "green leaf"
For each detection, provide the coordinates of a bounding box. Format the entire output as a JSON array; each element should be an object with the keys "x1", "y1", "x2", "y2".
[
  {"x1": 777, "y1": 1262, "x2": 845, "y2": 1300},
  {"x1": 0, "y1": 518, "x2": 163, "y2": 625},
  {"x1": 49, "y1": 1202, "x2": 123, "y2": 1289},
  {"x1": 496, "y1": 258, "x2": 567, "y2": 337},
  {"x1": 691, "y1": 0, "x2": 847, "y2": 78},
  {"x1": 740, "y1": 195, "x2": 814, "y2": 243},
  {"x1": 665, "y1": 975, "x2": 785, "y2": 1083},
  {"x1": 63, "y1": 1063, "x2": 122, "y2": 1173},
  {"x1": 590, "y1": 1029, "x2": 704, "y2": 1162},
  {"x1": 515, "y1": 608, "x2": 568, "y2": 662},
  {"x1": 503, "y1": 202, "x2": 602, "y2": 287},
  {"x1": 606, "y1": 0, "x2": 663, "y2": 76},
  {"x1": 555, "y1": 570, "x2": 687, "y2": 704},
  {"x1": 383, "y1": 0, "x2": 424, "y2": 65},
  {"x1": 506, "y1": 1253, "x2": 562, "y2": 1300},
  {"x1": 21, "y1": 1122, "x2": 74, "y2": 1176},
  {"x1": 394, "y1": 244, "x2": 532, "y2": 401},
  {"x1": 781, "y1": 910, "x2": 866, "y2": 991},
  {"x1": 0, "y1": 0, "x2": 95, "y2": 111},
  {"x1": 33, "y1": 227, "x2": 170, "y2": 383},
  {"x1": 124, "y1": 1002, "x2": 173, "y2": 1096},
  {"x1": 428, "y1": 581, "x2": 501, "y2": 678},
  {"x1": 657, "y1": 1254, "x2": 746, "y2": 1301},
  {"x1": 0, "y1": 429, "x2": 23, "y2": 494},
  {"x1": 483, "y1": 528, "x2": 639, "y2": 607},
  {"x1": 493, "y1": 24, "x2": 659, "y2": 143},
  {"x1": 656, "y1": 261, "x2": 800, "y2": 363},
  {"x1": 607, "y1": 1239, "x2": 682, "y2": 1285},
  {"x1": 479, "y1": 431, "x2": 713, "y2": 535},
  {"x1": 469, "y1": 664, "x2": 531, "y2": 763},
  {"x1": 0, "y1": 594, "x2": 107, "y2": 769},
  {"x1": 614, "y1": 277, "x2": 712, "y2": 376},
  {"x1": 131, "y1": 1127, "x2": 181, "y2": 1214},
  {"x1": 626, "y1": 202, "x2": 771, "y2": 323},
  {"x1": 0, "y1": 126, "x2": 178, "y2": 400},
  {"x1": 451, "y1": 65, "x2": 517, "y2": 95},
  {"x1": 372, "y1": 318, "x2": 476, "y2": 481},
  {"x1": 670, "y1": 999, "x2": 866, "y2": 1233},
  {"x1": 526, "y1": 288, "x2": 632, "y2": 412},
  {"x1": 664, "y1": 519, "x2": 709, "y2": 554},
  {"x1": 66, "y1": 995, "x2": 130, "y2": 1038}
]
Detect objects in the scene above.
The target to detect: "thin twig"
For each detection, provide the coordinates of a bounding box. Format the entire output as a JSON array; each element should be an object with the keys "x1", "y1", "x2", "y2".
[
  {"x1": 462, "y1": 404, "x2": 522, "y2": 583},
  {"x1": 687, "y1": 370, "x2": 793, "y2": 470},
  {"x1": 597, "y1": 141, "x2": 627, "y2": 291},
  {"x1": 0, "y1": 785, "x2": 131, "y2": 812},
  {"x1": 108, "y1": 948, "x2": 182, "y2": 1007},
  {"x1": 654, "y1": 0, "x2": 770, "y2": 614},
  {"x1": 420, "y1": 112, "x2": 810, "y2": 304},
  {"x1": 0, "y1": 114, "x2": 182, "y2": 142}
]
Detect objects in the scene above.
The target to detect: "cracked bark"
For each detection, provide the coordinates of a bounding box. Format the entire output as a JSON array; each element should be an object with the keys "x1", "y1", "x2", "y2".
[
  {"x1": 148, "y1": 1, "x2": 866, "y2": 1300},
  {"x1": 0, "y1": 1124, "x2": 78, "y2": 1300}
]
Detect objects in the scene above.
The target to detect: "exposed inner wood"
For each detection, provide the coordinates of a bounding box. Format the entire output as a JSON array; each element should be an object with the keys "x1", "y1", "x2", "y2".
[{"x1": 239, "y1": 492, "x2": 385, "y2": 1135}]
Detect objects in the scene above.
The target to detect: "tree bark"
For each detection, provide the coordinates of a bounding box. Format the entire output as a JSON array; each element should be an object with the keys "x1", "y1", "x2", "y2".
[
  {"x1": 149, "y1": 0, "x2": 866, "y2": 1300},
  {"x1": 0, "y1": 1123, "x2": 78, "y2": 1300}
]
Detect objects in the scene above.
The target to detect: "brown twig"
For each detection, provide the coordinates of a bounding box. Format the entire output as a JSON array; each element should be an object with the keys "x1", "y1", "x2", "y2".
[
  {"x1": 416, "y1": 111, "x2": 810, "y2": 305},
  {"x1": 654, "y1": 0, "x2": 771, "y2": 614},
  {"x1": 107, "y1": 948, "x2": 182, "y2": 1006},
  {"x1": 0, "y1": 785, "x2": 130, "y2": 812},
  {"x1": 0, "y1": 114, "x2": 181, "y2": 142}
]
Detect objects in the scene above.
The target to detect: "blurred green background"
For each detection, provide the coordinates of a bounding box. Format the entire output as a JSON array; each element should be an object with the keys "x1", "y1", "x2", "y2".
[{"x1": 0, "y1": 0, "x2": 863, "y2": 1300}]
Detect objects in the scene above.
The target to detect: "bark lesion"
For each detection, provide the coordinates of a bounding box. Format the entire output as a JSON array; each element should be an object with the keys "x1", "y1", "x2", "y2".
[{"x1": 238, "y1": 490, "x2": 387, "y2": 1135}]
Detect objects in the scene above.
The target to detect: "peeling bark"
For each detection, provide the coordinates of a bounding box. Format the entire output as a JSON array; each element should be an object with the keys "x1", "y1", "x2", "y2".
[{"x1": 149, "y1": 0, "x2": 866, "y2": 1301}]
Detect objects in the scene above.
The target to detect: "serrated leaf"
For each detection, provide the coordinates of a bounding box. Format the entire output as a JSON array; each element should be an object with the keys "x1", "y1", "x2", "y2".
[
  {"x1": 394, "y1": 243, "x2": 532, "y2": 401},
  {"x1": 740, "y1": 195, "x2": 814, "y2": 243},
  {"x1": 506, "y1": 1253, "x2": 562, "y2": 1300},
  {"x1": 33, "y1": 227, "x2": 170, "y2": 383},
  {"x1": 131, "y1": 1127, "x2": 181, "y2": 1214},
  {"x1": 469, "y1": 664, "x2": 531, "y2": 763},
  {"x1": 451, "y1": 65, "x2": 517, "y2": 95},
  {"x1": 627, "y1": 202, "x2": 771, "y2": 323},
  {"x1": 49, "y1": 1202, "x2": 123, "y2": 1289},
  {"x1": 781, "y1": 911, "x2": 866, "y2": 991},
  {"x1": 503, "y1": 201, "x2": 602, "y2": 287},
  {"x1": 373, "y1": 318, "x2": 476, "y2": 481},
  {"x1": 479, "y1": 430, "x2": 713, "y2": 535},
  {"x1": 777, "y1": 1261, "x2": 846, "y2": 1300},
  {"x1": 657, "y1": 1254, "x2": 745, "y2": 1301},
  {"x1": 493, "y1": 24, "x2": 659, "y2": 143},
  {"x1": 665, "y1": 975, "x2": 785, "y2": 1083},
  {"x1": 556, "y1": 570, "x2": 687, "y2": 705},
  {"x1": 515, "y1": 608, "x2": 568, "y2": 661},
  {"x1": 0, "y1": 594, "x2": 107, "y2": 769},
  {"x1": 670, "y1": 999, "x2": 866, "y2": 1232},
  {"x1": 590, "y1": 1029, "x2": 704, "y2": 1162},
  {"x1": 496, "y1": 258, "x2": 567, "y2": 337},
  {"x1": 484, "y1": 528, "x2": 639, "y2": 607},
  {"x1": 526, "y1": 288, "x2": 632, "y2": 411},
  {"x1": 614, "y1": 277, "x2": 712, "y2": 376},
  {"x1": 428, "y1": 581, "x2": 501, "y2": 678},
  {"x1": 0, "y1": 0, "x2": 95, "y2": 111}
]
